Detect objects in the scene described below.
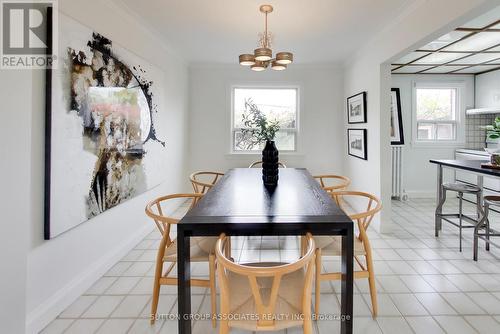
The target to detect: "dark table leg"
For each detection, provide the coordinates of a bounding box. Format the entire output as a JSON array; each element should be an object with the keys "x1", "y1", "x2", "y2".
[
  {"x1": 341, "y1": 226, "x2": 354, "y2": 334},
  {"x1": 177, "y1": 227, "x2": 191, "y2": 334},
  {"x1": 435, "y1": 164, "x2": 444, "y2": 236}
]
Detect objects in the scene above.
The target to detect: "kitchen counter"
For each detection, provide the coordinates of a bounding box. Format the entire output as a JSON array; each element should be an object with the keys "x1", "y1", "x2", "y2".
[
  {"x1": 453, "y1": 149, "x2": 500, "y2": 206},
  {"x1": 430, "y1": 159, "x2": 500, "y2": 177},
  {"x1": 455, "y1": 148, "x2": 489, "y2": 156}
]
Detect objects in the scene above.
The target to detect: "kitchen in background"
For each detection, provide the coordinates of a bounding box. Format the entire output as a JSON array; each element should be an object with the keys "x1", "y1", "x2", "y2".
[{"x1": 456, "y1": 69, "x2": 500, "y2": 201}]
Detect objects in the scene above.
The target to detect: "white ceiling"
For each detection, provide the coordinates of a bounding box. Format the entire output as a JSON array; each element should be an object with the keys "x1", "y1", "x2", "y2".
[
  {"x1": 392, "y1": 6, "x2": 500, "y2": 75},
  {"x1": 119, "y1": 0, "x2": 417, "y2": 64}
]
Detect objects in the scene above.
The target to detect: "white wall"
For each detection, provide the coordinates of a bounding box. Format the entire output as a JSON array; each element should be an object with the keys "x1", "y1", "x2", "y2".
[
  {"x1": 343, "y1": 0, "x2": 496, "y2": 233},
  {"x1": 344, "y1": 61, "x2": 390, "y2": 232},
  {"x1": 391, "y1": 74, "x2": 475, "y2": 198},
  {"x1": 188, "y1": 64, "x2": 345, "y2": 176},
  {"x1": 0, "y1": 71, "x2": 31, "y2": 334},
  {"x1": 0, "y1": 1, "x2": 190, "y2": 333},
  {"x1": 475, "y1": 69, "x2": 500, "y2": 108}
]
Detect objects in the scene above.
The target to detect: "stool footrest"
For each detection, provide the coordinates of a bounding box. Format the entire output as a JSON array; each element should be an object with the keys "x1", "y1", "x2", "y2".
[
  {"x1": 476, "y1": 226, "x2": 500, "y2": 237},
  {"x1": 475, "y1": 234, "x2": 500, "y2": 249},
  {"x1": 437, "y1": 214, "x2": 479, "y2": 227}
]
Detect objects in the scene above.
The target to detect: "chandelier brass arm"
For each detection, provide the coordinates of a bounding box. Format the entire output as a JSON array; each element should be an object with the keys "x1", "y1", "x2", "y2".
[{"x1": 238, "y1": 5, "x2": 293, "y2": 71}]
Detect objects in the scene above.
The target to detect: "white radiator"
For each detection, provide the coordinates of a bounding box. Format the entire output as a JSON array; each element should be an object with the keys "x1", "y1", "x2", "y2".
[{"x1": 391, "y1": 146, "x2": 405, "y2": 200}]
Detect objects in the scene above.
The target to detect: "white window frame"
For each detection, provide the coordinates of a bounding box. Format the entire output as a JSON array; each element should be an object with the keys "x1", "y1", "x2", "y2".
[
  {"x1": 229, "y1": 85, "x2": 300, "y2": 154},
  {"x1": 411, "y1": 80, "x2": 466, "y2": 147}
]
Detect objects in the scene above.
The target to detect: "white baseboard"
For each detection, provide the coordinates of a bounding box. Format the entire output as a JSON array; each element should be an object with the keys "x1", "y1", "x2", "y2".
[
  {"x1": 25, "y1": 224, "x2": 154, "y2": 334},
  {"x1": 403, "y1": 190, "x2": 436, "y2": 199}
]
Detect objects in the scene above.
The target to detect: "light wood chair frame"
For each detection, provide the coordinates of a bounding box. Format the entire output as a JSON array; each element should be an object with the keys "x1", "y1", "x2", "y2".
[
  {"x1": 313, "y1": 174, "x2": 351, "y2": 193},
  {"x1": 145, "y1": 193, "x2": 217, "y2": 327},
  {"x1": 249, "y1": 161, "x2": 287, "y2": 168},
  {"x1": 216, "y1": 233, "x2": 316, "y2": 333},
  {"x1": 189, "y1": 171, "x2": 233, "y2": 259},
  {"x1": 190, "y1": 171, "x2": 225, "y2": 194},
  {"x1": 312, "y1": 191, "x2": 381, "y2": 318}
]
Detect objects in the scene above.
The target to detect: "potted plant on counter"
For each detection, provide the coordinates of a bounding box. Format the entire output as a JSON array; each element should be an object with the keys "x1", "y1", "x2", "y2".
[
  {"x1": 481, "y1": 117, "x2": 500, "y2": 165},
  {"x1": 484, "y1": 117, "x2": 500, "y2": 153},
  {"x1": 241, "y1": 99, "x2": 281, "y2": 187}
]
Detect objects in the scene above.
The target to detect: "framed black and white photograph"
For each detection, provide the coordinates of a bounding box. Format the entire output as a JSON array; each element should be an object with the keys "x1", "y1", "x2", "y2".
[
  {"x1": 347, "y1": 91, "x2": 367, "y2": 124},
  {"x1": 390, "y1": 88, "x2": 404, "y2": 145},
  {"x1": 347, "y1": 129, "x2": 367, "y2": 160}
]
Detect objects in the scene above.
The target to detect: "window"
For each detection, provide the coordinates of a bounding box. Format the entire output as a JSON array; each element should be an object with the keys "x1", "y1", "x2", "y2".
[
  {"x1": 413, "y1": 82, "x2": 464, "y2": 144},
  {"x1": 232, "y1": 87, "x2": 298, "y2": 152}
]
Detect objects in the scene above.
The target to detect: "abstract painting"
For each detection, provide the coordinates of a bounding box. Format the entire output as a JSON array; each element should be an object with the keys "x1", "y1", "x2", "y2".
[
  {"x1": 44, "y1": 13, "x2": 166, "y2": 239},
  {"x1": 347, "y1": 92, "x2": 367, "y2": 124},
  {"x1": 390, "y1": 88, "x2": 404, "y2": 145},
  {"x1": 347, "y1": 129, "x2": 367, "y2": 160}
]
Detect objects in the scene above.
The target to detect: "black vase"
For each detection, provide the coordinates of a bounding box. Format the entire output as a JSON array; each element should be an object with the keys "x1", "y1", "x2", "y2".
[{"x1": 262, "y1": 140, "x2": 279, "y2": 187}]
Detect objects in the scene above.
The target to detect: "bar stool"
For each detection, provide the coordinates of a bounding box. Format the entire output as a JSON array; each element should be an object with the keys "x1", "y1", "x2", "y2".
[
  {"x1": 435, "y1": 182, "x2": 482, "y2": 252},
  {"x1": 473, "y1": 195, "x2": 500, "y2": 261}
]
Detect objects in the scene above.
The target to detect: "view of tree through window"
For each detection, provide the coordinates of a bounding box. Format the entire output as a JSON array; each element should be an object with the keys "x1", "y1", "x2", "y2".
[
  {"x1": 415, "y1": 87, "x2": 457, "y2": 141},
  {"x1": 232, "y1": 88, "x2": 298, "y2": 151}
]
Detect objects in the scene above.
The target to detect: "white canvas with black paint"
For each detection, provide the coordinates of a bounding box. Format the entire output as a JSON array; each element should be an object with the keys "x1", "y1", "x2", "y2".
[{"x1": 45, "y1": 13, "x2": 167, "y2": 238}]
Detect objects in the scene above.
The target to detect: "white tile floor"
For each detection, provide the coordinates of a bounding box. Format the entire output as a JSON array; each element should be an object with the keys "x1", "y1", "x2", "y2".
[{"x1": 41, "y1": 198, "x2": 500, "y2": 334}]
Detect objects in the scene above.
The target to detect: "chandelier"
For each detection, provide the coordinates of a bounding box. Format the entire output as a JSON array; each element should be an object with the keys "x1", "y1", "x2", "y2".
[{"x1": 238, "y1": 4, "x2": 293, "y2": 71}]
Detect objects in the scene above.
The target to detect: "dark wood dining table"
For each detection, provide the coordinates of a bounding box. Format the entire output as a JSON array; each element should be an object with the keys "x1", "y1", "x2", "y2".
[{"x1": 177, "y1": 168, "x2": 354, "y2": 334}]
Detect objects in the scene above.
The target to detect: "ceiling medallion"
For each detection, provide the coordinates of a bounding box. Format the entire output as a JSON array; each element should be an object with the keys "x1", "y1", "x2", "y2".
[{"x1": 238, "y1": 4, "x2": 293, "y2": 71}]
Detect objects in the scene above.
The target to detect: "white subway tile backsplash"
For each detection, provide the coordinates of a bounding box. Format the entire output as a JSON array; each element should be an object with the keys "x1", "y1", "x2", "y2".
[{"x1": 465, "y1": 114, "x2": 496, "y2": 149}]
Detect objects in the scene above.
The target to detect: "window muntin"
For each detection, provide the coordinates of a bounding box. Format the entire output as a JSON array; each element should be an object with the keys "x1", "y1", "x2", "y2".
[{"x1": 232, "y1": 87, "x2": 298, "y2": 152}]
